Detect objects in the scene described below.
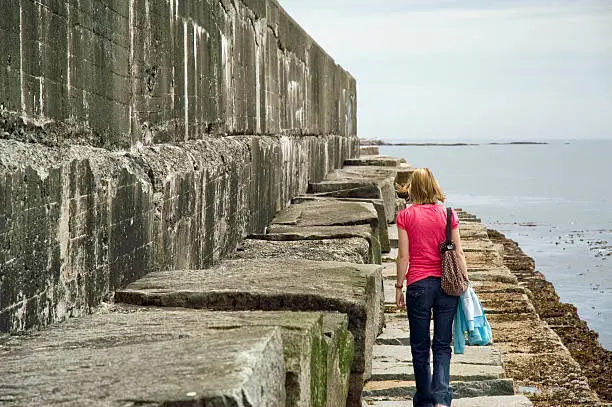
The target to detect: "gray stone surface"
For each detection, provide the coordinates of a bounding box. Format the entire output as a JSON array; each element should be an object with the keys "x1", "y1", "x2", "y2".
[
  {"x1": 115, "y1": 258, "x2": 384, "y2": 398},
  {"x1": 365, "y1": 395, "x2": 532, "y2": 407},
  {"x1": 0, "y1": 323, "x2": 286, "y2": 406},
  {"x1": 0, "y1": 134, "x2": 356, "y2": 332},
  {"x1": 291, "y1": 195, "x2": 391, "y2": 250},
  {"x1": 263, "y1": 224, "x2": 382, "y2": 265},
  {"x1": 271, "y1": 200, "x2": 378, "y2": 229},
  {"x1": 1, "y1": 307, "x2": 344, "y2": 407},
  {"x1": 323, "y1": 313, "x2": 355, "y2": 407},
  {"x1": 360, "y1": 146, "x2": 380, "y2": 155},
  {"x1": 362, "y1": 378, "x2": 516, "y2": 399},
  {"x1": 233, "y1": 237, "x2": 371, "y2": 264},
  {"x1": 309, "y1": 166, "x2": 398, "y2": 226},
  {"x1": 344, "y1": 156, "x2": 406, "y2": 167},
  {"x1": 270, "y1": 200, "x2": 382, "y2": 261}
]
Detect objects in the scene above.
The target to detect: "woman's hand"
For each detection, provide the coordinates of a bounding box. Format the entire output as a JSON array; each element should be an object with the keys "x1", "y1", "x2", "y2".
[{"x1": 396, "y1": 287, "x2": 406, "y2": 310}]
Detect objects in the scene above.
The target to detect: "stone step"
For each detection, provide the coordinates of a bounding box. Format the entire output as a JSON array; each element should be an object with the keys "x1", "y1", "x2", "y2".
[
  {"x1": 364, "y1": 395, "x2": 533, "y2": 406},
  {"x1": 370, "y1": 345, "x2": 505, "y2": 382},
  {"x1": 115, "y1": 258, "x2": 384, "y2": 407},
  {"x1": 0, "y1": 322, "x2": 286, "y2": 406},
  {"x1": 362, "y1": 378, "x2": 516, "y2": 399}
]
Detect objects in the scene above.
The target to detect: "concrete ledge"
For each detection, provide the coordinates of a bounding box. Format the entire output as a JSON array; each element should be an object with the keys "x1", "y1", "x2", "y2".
[
  {"x1": 344, "y1": 156, "x2": 406, "y2": 167},
  {"x1": 309, "y1": 166, "x2": 399, "y2": 224},
  {"x1": 0, "y1": 324, "x2": 286, "y2": 406},
  {"x1": 362, "y1": 378, "x2": 516, "y2": 399},
  {"x1": 265, "y1": 224, "x2": 382, "y2": 264},
  {"x1": 115, "y1": 258, "x2": 384, "y2": 402},
  {"x1": 292, "y1": 195, "x2": 391, "y2": 251},
  {"x1": 366, "y1": 395, "x2": 533, "y2": 406},
  {"x1": 233, "y1": 237, "x2": 371, "y2": 264}
]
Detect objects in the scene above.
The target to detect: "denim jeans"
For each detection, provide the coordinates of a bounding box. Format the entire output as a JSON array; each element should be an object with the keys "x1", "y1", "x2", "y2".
[{"x1": 405, "y1": 277, "x2": 459, "y2": 407}]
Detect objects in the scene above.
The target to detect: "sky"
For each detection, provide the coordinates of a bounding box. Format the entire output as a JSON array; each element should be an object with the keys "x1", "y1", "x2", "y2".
[{"x1": 280, "y1": 0, "x2": 612, "y2": 141}]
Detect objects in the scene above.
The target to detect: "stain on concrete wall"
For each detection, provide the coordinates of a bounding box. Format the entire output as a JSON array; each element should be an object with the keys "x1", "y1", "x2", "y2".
[
  {"x1": 0, "y1": 0, "x2": 358, "y2": 332},
  {"x1": 0, "y1": 0, "x2": 357, "y2": 147}
]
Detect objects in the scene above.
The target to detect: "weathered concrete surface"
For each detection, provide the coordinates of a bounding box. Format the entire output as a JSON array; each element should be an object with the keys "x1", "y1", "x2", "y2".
[
  {"x1": 323, "y1": 313, "x2": 355, "y2": 407},
  {"x1": 0, "y1": 323, "x2": 286, "y2": 406},
  {"x1": 366, "y1": 395, "x2": 533, "y2": 406},
  {"x1": 0, "y1": 0, "x2": 357, "y2": 147},
  {"x1": 115, "y1": 258, "x2": 383, "y2": 402},
  {"x1": 370, "y1": 345, "x2": 505, "y2": 382},
  {"x1": 263, "y1": 224, "x2": 382, "y2": 264},
  {"x1": 0, "y1": 133, "x2": 356, "y2": 332},
  {"x1": 344, "y1": 156, "x2": 406, "y2": 167},
  {"x1": 233, "y1": 237, "x2": 371, "y2": 264},
  {"x1": 362, "y1": 379, "x2": 516, "y2": 399},
  {"x1": 360, "y1": 146, "x2": 380, "y2": 155},
  {"x1": 309, "y1": 166, "x2": 399, "y2": 225},
  {"x1": 1, "y1": 307, "x2": 345, "y2": 406},
  {"x1": 291, "y1": 195, "x2": 391, "y2": 250},
  {"x1": 270, "y1": 200, "x2": 382, "y2": 260}
]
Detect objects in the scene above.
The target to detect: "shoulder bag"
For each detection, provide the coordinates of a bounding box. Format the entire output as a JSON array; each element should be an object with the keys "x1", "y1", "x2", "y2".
[{"x1": 440, "y1": 207, "x2": 469, "y2": 296}]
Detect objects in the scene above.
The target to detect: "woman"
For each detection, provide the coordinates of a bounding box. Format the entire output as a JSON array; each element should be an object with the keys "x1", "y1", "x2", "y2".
[{"x1": 395, "y1": 168, "x2": 468, "y2": 407}]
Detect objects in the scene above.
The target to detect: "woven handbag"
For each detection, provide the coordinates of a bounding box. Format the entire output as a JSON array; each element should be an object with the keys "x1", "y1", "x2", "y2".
[{"x1": 440, "y1": 207, "x2": 469, "y2": 296}]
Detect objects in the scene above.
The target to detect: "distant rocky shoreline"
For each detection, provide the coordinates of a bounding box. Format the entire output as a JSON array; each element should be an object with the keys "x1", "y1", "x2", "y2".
[{"x1": 360, "y1": 139, "x2": 549, "y2": 146}]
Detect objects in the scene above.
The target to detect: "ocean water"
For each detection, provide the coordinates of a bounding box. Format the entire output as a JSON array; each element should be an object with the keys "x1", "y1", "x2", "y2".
[{"x1": 380, "y1": 140, "x2": 612, "y2": 350}]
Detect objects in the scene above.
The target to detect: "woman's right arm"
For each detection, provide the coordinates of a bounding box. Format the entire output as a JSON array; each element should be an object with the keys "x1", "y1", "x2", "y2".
[
  {"x1": 451, "y1": 226, "x2": 469, "y2": 279},
  {"x1": 396, "y1": 228, "x2": 410, "y2": 309}
]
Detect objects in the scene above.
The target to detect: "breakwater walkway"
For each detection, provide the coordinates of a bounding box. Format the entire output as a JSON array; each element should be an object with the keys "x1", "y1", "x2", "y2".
[{"x1": 0, "y1": 148, "x2": 605, "y2": 406}]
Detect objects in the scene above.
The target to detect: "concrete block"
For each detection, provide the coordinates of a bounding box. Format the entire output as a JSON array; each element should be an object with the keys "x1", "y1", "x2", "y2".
[
  {"x1": 115, "y1": 258, "x2": 384, "y2": 402},
  {"x1": 233, "y1": 237, "x2": 371, "y2": 264},
  {"x1": 311, "y1": 166, "x2": 399, "y2": 223},
  {"x1": 360, "y1": 146, "x2": 380, "y2": 155},
  {"x1": 0, "y1": 323, "x2": 286, "y2": 406},
  {"x1": 270, "y1": 200, "x2": 382, "y2": 259},
  {"x1": 344, "y1": 155, "x2": 406, "y2": 167},
  {"x1": 264, "y1": 224, "x2": 382, "y2": 265},
  {"x1": 291, "y1": 195, "x2": 391, "y2": 251},
  {"x1": 322, "y1": 313, "x2": 355, "y2": 407}
]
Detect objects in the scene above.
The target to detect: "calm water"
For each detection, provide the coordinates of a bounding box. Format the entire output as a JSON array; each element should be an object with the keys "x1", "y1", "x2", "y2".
[{"x1": 381, "y1": 140, "x2": 612, "y2": 350}]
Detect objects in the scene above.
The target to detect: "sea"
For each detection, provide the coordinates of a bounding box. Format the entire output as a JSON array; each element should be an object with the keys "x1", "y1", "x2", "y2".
[{"x1": 380, "y1": 139, "x2": 612, "y2": 350}]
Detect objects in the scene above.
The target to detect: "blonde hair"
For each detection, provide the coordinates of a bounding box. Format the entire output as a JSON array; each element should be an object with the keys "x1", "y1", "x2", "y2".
[{"x1": 404, "y1": 168, "x2": 446, "y2": 204}]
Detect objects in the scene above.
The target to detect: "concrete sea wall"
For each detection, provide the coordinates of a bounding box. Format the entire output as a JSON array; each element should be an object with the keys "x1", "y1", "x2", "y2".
[{"x1": 0, "y1": 0, "x2": 358, "y2": 332}]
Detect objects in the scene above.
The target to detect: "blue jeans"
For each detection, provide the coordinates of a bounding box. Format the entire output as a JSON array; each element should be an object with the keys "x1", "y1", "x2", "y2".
[{"x1": 406, "y1": 277, "x2": 459, "y2": 407}]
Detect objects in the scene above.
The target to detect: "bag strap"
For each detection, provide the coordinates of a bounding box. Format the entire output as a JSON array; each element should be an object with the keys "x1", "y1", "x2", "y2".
[{"x1": 446, "y1": 207, "x2": 452, "y2": 243}]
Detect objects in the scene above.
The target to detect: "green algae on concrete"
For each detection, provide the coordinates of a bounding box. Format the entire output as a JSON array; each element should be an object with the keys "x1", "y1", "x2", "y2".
[
  {"x1": 0, "y1": 306, "x2": 351, "y2": 407},
  {"x1": 323, "y1": 312, "x2": 355, "y2": 407},
  {"x1": 115, "y1": 258, "x2": 384, "y2": 405}
]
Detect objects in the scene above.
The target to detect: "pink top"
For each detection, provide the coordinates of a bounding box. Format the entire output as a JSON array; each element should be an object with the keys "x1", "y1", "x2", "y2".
[{"x1": 396, "y1": 204, "x2": 459, "y2": 286}]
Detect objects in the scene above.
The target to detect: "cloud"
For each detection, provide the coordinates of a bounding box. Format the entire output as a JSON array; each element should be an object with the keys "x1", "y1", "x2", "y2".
[{"x1": 280, "y1": 0, "x2": 612, "y2": 140}]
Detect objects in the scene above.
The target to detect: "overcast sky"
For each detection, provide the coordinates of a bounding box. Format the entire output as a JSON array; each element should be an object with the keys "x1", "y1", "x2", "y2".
[{"x1": 281, "y1": 0, "x2": 612, "y2": 141}]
